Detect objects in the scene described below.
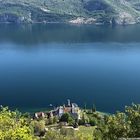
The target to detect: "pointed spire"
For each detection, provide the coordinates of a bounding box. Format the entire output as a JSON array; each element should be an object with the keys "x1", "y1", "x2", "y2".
[{"x1": 67, "y1": 99, "x2": 71, "y2": 107}]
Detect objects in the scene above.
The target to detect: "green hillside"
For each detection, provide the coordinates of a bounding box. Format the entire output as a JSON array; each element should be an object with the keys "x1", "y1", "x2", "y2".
[{"x1": 1, "y1": 0, "x2": 140, "y2": 24}]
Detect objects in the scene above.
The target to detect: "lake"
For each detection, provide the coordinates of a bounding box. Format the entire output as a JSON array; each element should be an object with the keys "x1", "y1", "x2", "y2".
[{"x1": 0, "y1": 24, "x2": 140, "y2": 113}]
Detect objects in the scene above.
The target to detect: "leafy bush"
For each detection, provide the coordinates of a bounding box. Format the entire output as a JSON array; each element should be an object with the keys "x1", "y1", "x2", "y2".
[
  {"x1": 93, "y1": 104, "x2": 140, "y2": 140},
  {"x1": 0, "y1": 106, "x2": 35, "y2": 140},
  {"x1": 60, "y1": 113, "x2": 75, "y2": 125}
]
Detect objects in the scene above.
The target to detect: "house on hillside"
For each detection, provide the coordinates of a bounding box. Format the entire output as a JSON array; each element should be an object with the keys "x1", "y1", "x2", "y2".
[{"x1": 34, "y1": 112, "x2": 45, "y2": 119}]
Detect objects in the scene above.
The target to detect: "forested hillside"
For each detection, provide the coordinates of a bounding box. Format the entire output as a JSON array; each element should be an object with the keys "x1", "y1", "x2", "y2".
[{"x1": 1, "y1": 0, "x2": 140, "y2": 24}]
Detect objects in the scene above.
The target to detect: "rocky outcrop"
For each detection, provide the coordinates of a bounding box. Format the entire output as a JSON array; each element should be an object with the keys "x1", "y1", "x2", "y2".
[
  {"x1": 115, "y1": 13, "x2": 136, "y2": 25},
  {"x1": 113, "y1": 12, "x2": 139, "y2": 25},
  {"x1": 69, "y1": 17, "x2": 96, "y2": 24},
  {"x1": 0, "y1": 13, "x2": 33, "y2": 23},
  {"x1": 0, "y1": 13, "x2": 24, "y2": 23}
]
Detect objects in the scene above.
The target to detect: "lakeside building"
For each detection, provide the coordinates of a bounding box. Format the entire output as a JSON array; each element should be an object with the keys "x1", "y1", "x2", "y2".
[
  {"x1": 48, "y1": 99, "x2": 81, "y2": 120},
  {"x1": 34, "y1": 100, "x2": 81, "y2": 120},
  {"x1": 34, "y1": 112, "x2": 45, "y2": 119}
]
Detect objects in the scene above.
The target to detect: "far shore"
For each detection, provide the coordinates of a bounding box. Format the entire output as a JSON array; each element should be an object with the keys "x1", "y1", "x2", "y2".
[{"x1": 0, "y1": 21, "x2": 138, "y2": 26}]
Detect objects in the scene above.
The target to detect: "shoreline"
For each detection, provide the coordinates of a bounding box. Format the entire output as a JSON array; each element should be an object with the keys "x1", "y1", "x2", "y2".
[
  {"x1": 0, "y1": 21, "x2": 139, "y2": 26},
  {"x1": 9, "y1": 106, "x2": 111, "y2": 116}
]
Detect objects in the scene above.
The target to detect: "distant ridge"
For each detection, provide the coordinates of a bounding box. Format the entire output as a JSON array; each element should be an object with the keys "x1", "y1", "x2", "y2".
[{"x1": 1, "y1": 0, "x2": 140, "y2": 25}]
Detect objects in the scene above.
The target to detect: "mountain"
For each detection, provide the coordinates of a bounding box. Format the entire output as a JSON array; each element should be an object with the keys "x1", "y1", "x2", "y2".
[{"x1": 1, "y1": 0, "x2": 140, "y2": 25}]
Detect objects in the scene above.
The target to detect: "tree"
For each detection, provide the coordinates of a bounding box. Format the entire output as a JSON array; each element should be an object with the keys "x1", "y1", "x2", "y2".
[
  {"x1": 60, "y1": 113, "x2": 70, "y2": 123},
  {"x1": 53, "y1": 116, "x2": 59, "y2": 124},
  {"x1": 92, "y1": 104, "x2": 96, "y2": 113},
  {"x1": 31, "y1": 120, "x2": 46, "y2": 137},
  {"x1": 0, "y1": 107, "x2": 34, "y2": 140},
  {"x1": 84, "y1": 103, "x2": 87, "y2": 112},
  {"x1": 125, "y1": 103, "x2": 140, "y2": 137},
  {"x1": 93, "y1": 104, "x2": 140, "y2": 139},
  {"x1": 79, "y1": 113, "x2": 89, "y2": 125},
  {"x1": 48, "y1": 117, "x2": 54, "y2": 125}
]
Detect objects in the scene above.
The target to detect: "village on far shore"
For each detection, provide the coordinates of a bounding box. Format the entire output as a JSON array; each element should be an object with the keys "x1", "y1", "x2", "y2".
[{"x1": 32, "y1": 99, "x2": 107, "y2": 137}]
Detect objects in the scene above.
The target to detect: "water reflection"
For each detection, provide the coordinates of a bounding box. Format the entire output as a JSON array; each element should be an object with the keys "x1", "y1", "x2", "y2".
[{"x1": 0, "y1": 24, "x2": 140, "y2": 46}]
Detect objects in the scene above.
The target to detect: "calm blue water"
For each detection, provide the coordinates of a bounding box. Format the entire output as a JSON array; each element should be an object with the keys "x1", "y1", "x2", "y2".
[{"x1": 0, "y1": 24, "x2": 140, "y2": 113}]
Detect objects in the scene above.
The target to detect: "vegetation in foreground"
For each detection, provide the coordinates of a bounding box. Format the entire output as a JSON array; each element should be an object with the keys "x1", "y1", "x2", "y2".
[{"x1": 0, "y1": 103, "x2": 140, "y2": 140}]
